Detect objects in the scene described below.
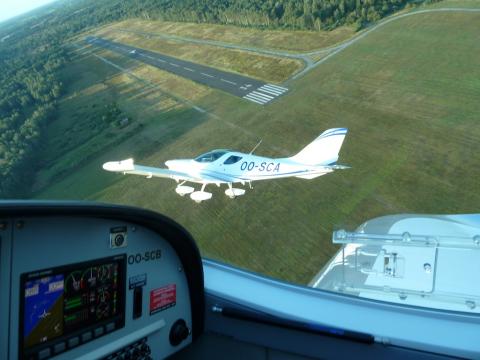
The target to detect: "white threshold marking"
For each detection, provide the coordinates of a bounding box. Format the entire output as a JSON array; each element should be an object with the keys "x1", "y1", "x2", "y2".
[
  {"x1": 157, "y1": 59, "x2": 165, "y2": 63},
  {"x1": 264, "y1": 84, "x2": 288, "y2": 91},
  {"x1": 246, "y1": 91, "x2": 271, "y2": 101},
  {"x1": 251, "y1": 91, "x2": 273, "y2": 100},
  {"x1": 184, "y1": 67, "x2": 194, "y2": 72},
  {"x1": 245, "y1": 93, "x2": 268, "y2": 102},
  {"x1": 261, "y1": 85, "x2": 286, "y2": 94},
  {"x1": 201, "y1": 72, "x2": 214, "y2": 78},
  {"x1": 258, "y1": 86, "x2": 283, "y2": 96},
  {"x1": 243, "y1": 95, "x2": 265, "y2": 105},
  {"x1": 246, "y1": 93, "x2": 270, "y2": 103},
  {"x1": 259, "y1": 89, "x2": 282, "y2": 96},
  {"x1": 242, "y1": 83, "x2": 290, "y2": 105},
  {"x1": 245, "y1": 97, "x2": 268, "y2": 105},
  {"x1": 248, "y1": 94, "x2": 272, "y2": 103},
  {"x1": 170, "y1": 63, "x2": 179, "y2": 67}
]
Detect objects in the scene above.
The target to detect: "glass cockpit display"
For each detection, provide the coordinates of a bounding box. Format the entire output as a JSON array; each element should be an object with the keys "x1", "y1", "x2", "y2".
[
  {"x1": 20, "y1": 255, "x2": 126, "y2": 357},
  {"x1": 23, "y1": 274, "x2": 65, "y2": 348}
]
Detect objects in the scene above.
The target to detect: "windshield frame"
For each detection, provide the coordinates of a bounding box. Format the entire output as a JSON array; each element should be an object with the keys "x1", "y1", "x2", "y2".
[{"x1": 194, "y1": 150, "x2": 230, "y2": 163}]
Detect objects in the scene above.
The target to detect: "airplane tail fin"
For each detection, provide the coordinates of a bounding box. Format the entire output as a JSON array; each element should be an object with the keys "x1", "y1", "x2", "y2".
[{"x1": 289, "y1": 128, "x2": 348, "y2": 166}]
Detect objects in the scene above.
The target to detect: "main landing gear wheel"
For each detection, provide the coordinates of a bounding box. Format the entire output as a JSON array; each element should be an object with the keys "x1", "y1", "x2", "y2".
[
  {"x1": 225, "y1": 188, "x2": 245, "y2": 199},
  {"x1": 189, "y1": 184, "x2": 211, "y2": 203},
  {"x1": 190, "y1": 191, "x2": 212, "y2": 203},
  {"x1": 175, "y1": 185, "x2": 195, "y2": 196}
]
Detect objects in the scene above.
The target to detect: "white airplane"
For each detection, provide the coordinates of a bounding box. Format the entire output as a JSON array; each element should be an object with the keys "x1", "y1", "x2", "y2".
[
  {"x1": 103, "y1": 128, "x2": 349, "y2": 202},
  {"x1": 38, "y1": 309, "x2": 50, "y2": 319}
]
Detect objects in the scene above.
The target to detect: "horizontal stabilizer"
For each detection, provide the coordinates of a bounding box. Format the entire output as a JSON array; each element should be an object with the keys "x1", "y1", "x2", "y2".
[
  {"x1": 295, "y1": 164, "x2": 350, "y2": 180},
  {"x1": 323, "y1": 164, "x2": 351, "y2": 170}
]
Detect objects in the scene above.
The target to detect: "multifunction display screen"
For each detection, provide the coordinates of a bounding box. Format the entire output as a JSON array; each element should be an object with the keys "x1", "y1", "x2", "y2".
[{"x1": 20, "y1": 255, "x2": 126, "y2": 358}]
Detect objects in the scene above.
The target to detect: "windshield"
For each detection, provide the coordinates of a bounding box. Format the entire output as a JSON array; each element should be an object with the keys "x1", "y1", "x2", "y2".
[
  {"x1": 194, "y1": 150, "x2": 229, "y2": 163},
  {"x1": 1, "y1": 0, "x2": 479, "y2": 315},
  {"x1": 223, "y1": 155, "x2": 243, "y2": 165}
]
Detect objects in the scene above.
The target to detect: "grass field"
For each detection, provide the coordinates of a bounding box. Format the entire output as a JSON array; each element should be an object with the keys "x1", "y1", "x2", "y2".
[
  {"x1": 102, "y1": 19, "x2": 356, "y2": 52},
  {"x1": 424, "y1": 0, "x2": 480, "y2": 8},
  {"x1": 35, "y1": 6, "x2": 480, "y2": 285}
]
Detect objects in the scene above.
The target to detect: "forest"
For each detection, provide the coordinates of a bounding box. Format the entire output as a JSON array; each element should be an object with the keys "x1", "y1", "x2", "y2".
[
  {"x1": 0, "y1": 0, "x2": 439, "y2": 198},
  {"x1": 126, "y1": 0, "x2": 441, "y2": 30}
]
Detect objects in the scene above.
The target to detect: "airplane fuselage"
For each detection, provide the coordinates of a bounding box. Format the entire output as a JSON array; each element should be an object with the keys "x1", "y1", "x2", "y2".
[{"x1": 165, "y1": 152, "x2": 332, "y2": 184}]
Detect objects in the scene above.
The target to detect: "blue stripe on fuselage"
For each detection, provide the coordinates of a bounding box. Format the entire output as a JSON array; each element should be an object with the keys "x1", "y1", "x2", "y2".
[{"x1": 202, "y1": 169, "x2": 323, "y2": 182}]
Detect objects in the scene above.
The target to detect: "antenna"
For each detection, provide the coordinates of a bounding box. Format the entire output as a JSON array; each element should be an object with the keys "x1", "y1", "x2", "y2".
[{"x1": 249, "y1": 139, "x2": 262, "y2": 154}]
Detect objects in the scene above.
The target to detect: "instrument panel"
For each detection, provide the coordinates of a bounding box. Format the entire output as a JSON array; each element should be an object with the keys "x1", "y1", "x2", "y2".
[
  {"x1": 0, "y1": 202, "x2": 204, "y2": 360},
  {"x1": 20, "y1": 255, "x2": 127, "y2": 359}
]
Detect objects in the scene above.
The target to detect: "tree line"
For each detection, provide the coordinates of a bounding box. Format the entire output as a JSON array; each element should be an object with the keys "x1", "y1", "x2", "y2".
[
  {"x1": 116, "y1": 0, "x2": 442, "y2": 31},
  {"x1": 0, "y1": 33, "x2": 65, "y2": 197}
]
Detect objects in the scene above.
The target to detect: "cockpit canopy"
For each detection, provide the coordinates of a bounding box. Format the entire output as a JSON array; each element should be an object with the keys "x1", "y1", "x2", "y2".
[{"x1": 194, "y1": 149, "x2": 230, "y2": 163}]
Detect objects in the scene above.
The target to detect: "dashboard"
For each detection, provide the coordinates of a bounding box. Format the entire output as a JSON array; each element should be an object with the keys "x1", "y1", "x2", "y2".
[
  {"x1": 0, "y1": 201, "x2": 204, "y2": 360},
  {"x1": 2, "y1": 201, "x2": 471, "y2": 360}
]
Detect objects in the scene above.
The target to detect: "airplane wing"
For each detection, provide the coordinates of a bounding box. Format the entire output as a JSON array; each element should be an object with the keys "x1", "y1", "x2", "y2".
[
  {"x1": 103, "y1": 159, "x2": 240, "y2": 184},
  {"x1": 103, "y1": 158, "x2": 201, "y2": 182}
]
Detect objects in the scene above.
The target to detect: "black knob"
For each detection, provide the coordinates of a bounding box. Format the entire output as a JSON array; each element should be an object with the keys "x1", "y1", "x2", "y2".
[
  {"x1": 169, "y1": 319, "x2": 189, "y2": 346},
  {"x1": 114, "y1": 234, "x2": 125, "y2": 247},
  {"x1": 140, "y1": 343, "x2": 151, "y2": 355}
]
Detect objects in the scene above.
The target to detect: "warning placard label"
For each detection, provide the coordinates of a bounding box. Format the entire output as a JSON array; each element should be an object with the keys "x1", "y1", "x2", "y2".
[{"x1": 150, "y1": 284, "x2": 176, "y2": 315}]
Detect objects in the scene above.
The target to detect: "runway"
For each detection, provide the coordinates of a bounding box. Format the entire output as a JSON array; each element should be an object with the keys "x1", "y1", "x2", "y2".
[{"x1": 86, "y1": 36, "x2": 288, "y2": 105}]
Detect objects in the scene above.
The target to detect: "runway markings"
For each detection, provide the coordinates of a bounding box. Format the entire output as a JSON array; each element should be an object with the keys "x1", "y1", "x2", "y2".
[
  {"x1": 243, "y1": 84, "x2": 288, "y2": 105},
  {"x1": 221, "y1": 78, "x2": 237, "y2": 85},
  {"x1": 245, "y1": 93, "x2": 270, "y2": 103},
  {"x1": 251, "y1": 91, "x2": 273, "y2": 100},
  {"x1": 242, "y1": 96, "x2": 264, "y2": 105},
  {"x1": 259, "y1": 85, "x2": 285, "y2": 96},
  {"x1": 89, "y1": 38, "x2": 291, "y2": 106}
]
